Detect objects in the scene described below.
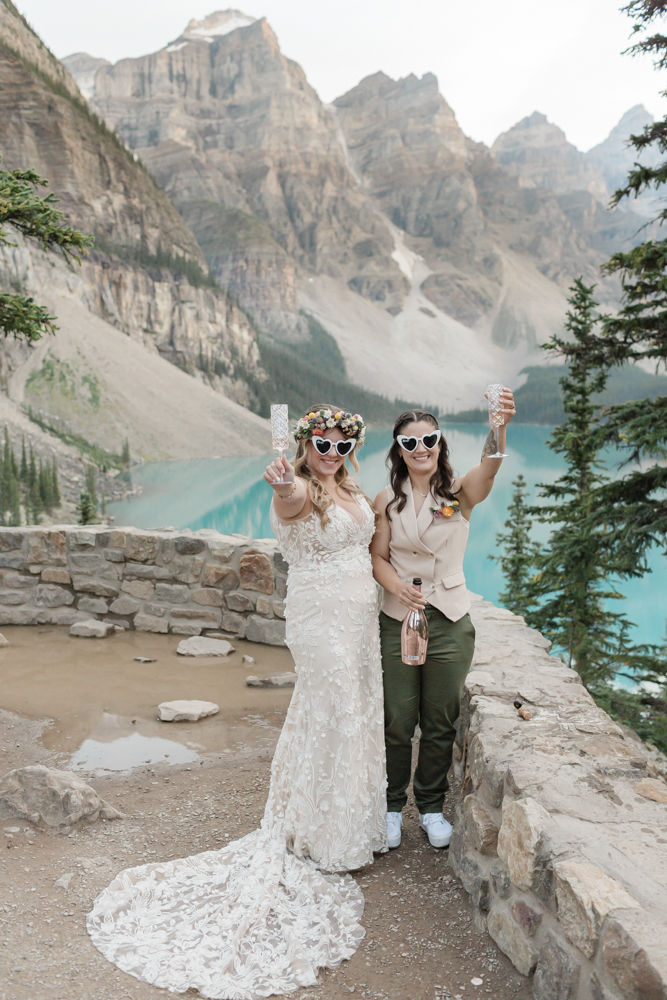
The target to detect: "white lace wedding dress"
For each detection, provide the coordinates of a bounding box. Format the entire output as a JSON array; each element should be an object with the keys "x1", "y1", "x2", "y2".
[{"x1": 87, "y1": 497, "x2": 387, "y2": 999}]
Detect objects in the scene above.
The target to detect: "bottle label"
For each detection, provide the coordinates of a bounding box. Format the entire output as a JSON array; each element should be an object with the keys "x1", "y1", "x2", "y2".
[{"x1": 405, "y1": 655, "x2": 420, "y2": 661}]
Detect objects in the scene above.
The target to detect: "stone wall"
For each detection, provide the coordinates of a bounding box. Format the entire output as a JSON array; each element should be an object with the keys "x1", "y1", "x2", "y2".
[
  {"x1": 0, "y1": 526, "x2": 286, "y2": 645},
  {"x1": 451, "y1": 593, "x2": 667, "y2": 1000}
]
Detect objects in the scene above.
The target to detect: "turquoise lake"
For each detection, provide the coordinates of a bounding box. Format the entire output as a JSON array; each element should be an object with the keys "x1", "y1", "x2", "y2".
[{"x1": 108, "y1": 424, "x2": 666, "y2": 647}]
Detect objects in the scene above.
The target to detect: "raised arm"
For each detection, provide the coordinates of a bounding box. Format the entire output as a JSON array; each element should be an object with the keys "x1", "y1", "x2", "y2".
[
  {"x1": 370, "y1": 489, "x2": 427, "y2": 611},
  {"x1": 454, "y1": 387, "x2": 516, "y2": 517},
  {"x1": 263, "y1": 454, "x2": 311, "y2": 520}
]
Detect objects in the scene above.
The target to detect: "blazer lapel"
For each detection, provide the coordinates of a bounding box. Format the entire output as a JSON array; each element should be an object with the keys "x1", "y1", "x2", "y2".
[
  {"x1": 403, "y1": 482, "x2": 425, "y2": 551},
  {"x1": 416, "y1": 486, "x2": 436, "y2": 539}
]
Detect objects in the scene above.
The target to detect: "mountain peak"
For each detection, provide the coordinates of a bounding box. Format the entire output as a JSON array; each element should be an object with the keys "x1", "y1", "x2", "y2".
[{"x1": 180, "y1": 10, "x2": 256, "y2": 43}]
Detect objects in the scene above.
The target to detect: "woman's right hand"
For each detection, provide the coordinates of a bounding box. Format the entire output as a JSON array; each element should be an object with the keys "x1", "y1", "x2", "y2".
[
  {"x1": 263, "y1": 455, "x2": 295, "y2": 494},
  {"x1": 396, "y1": 581, "x2": 428, "y2": 611}
]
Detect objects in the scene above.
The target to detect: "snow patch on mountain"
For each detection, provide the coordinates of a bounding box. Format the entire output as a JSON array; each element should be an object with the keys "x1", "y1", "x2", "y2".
[{"x1": 182, "y1": 10, "x2": 255, "y2": 42}]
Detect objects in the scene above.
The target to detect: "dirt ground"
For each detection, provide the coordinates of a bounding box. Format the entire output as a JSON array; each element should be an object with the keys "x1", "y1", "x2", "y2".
[{"x1": 0, "y1": 627, "x2": 533, "y2": 1000}]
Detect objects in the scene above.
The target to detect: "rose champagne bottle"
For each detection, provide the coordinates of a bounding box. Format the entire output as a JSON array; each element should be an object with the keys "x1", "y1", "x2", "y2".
[{"x1": 401, "y1": 578, "x2": 429, "y2": 665}]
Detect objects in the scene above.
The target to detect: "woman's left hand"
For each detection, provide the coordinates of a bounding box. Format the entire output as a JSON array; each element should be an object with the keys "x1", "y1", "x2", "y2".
[{"x1": 484, "y1": 387, "x2": 516, "y2": 424}]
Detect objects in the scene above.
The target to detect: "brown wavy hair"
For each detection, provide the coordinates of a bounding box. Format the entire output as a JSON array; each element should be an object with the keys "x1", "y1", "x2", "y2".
[
  {"x1": 293, "y1": 402, "x2": 374, "y2": 528},
  {"x1": 386, "y1": 410, "x2": 457, "y2": 520}
]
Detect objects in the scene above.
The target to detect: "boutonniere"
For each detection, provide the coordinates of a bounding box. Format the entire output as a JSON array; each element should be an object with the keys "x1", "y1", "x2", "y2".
[{"x1": 430, "y1": 499, "x2": 461, "y2": 519}]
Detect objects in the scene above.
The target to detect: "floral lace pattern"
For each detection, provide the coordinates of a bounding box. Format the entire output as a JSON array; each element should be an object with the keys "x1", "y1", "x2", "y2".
[{"x1": 87, "y1": 498, "x2": 387, "y2": 1000}]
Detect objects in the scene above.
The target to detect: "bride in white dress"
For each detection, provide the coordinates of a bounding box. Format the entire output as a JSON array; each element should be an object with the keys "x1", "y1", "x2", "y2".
[{"x1": 87, "y1": 405, "x2": 387, "y2": 999}]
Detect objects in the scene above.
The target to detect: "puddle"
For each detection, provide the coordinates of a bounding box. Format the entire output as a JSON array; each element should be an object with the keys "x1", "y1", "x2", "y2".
[{"x1": 0, "y1": 626, "x2": 295, "y2": 771}]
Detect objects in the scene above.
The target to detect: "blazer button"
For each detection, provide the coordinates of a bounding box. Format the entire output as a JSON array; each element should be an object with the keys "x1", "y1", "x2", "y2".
[{"x1": 412, "y1": 551, "x2": 418, "y2": 556}]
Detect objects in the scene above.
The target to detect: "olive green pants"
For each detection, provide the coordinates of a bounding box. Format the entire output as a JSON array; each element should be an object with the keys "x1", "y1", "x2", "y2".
[{"x1": 380, "y1": 607, "x2": 475, "y2": 814}]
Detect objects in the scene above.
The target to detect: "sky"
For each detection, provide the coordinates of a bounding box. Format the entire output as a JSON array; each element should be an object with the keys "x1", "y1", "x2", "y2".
[{"x1": 15, "y1": 0, "x2": 667, "y2": 151}]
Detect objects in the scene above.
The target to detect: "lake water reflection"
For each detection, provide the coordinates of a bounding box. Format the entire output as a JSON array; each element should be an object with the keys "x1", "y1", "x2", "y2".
[{"x1": 108, "y1": 425, "x2": 666, "y2": 646}]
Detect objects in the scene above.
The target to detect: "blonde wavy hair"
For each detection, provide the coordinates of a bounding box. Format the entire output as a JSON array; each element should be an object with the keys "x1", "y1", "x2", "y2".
[{"x1": 293, "y1": 402, "x2": 374, "y2": 528}]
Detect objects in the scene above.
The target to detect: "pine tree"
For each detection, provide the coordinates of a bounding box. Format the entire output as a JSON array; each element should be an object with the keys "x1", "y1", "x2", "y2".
[
  {"x1": 8, "y1": 473, "x2": 21, "y2": 527},
  {"x1": 28, "y1": 447, "x2": 36, "y2": 491},
  {"x1": 489, "y1": 474, "x2": 541, "y2": 617},
  {"x1": 38, "y1": 460, "x2": 54, "y2": 511},
  {"x1": 527, "y1": 280, "x2": 640, "y2": 687},
  {"x1": 100, "y1": 491, "x2": 107, "y2": 517},
  {"x1": 20, "y1": 437, "x2": 27, "y2": 482},
  {"x1": 76, "y1": 490, "x2": 96, "y2": 525},
  {"x1": 51, "y1": 457, "x2": 61, "y2": 507},
  {"x1": 85, "y1": 464, "x2": 98, "y2": 511},
  {"x1": 121, "y1": 438, "x2": 131, "y2": 469}
]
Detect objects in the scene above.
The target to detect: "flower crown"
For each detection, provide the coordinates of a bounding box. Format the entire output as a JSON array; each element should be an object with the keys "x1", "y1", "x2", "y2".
[{"x1": 294, "y1": 408, "x2": 366, "y2": 444}]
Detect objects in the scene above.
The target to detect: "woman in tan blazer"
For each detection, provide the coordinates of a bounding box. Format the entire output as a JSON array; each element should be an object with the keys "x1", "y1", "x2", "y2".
[{"x1": 370, "y1": 392, "x2": 516, "y2": 849}]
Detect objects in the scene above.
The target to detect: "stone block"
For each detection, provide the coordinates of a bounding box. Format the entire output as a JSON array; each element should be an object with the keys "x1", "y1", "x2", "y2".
[
  {"x1": 463, "y1": 794, "x2": 499, "y2": 855},
  {"x1": 78, "y1": 597, "x2": 109, "y2": 614},
  {"x1": 0, "y1": 607, "x2": 41, "y2": 625},
  {"x1": 109, "y1": 595, "x2": 141, "y2": 616},
  {"x1": 0, "y1": 531, "x2": 27, "y2": 551},
  {"x1": 94, "y1": 532, "x2": 111, "y2": 548},
  {"x1": 497, "y1": 797, "x2": 551, "y2": 891},
  {"x1": 273, "y1": 600, "x2": 286, "y2": 619},
  {"x1": 120, "y1": 579, "x2": 154, "y2": 600},
  {"x1": 633, "y1": 777, "x2": 667, "y2": 804},
  {"x1": 0, "y1": 589, "x2": 27, "y2": 605},
  {"x1": 275, "y1": 576, "x2": 287, "y2": 599},
  {"x1": 174, "y1": 536, "x2": 206, "y2": 555},
  {"x1": 533, "y1": 932, "x2": 581, "y2": 1000},
  {"x1": 255, "y1": 595, "x2": 274, "y2": 617},
  {"x1": 28, "y1": 530, "x2": 66, "y2": 564},
  {"x1": 450, "y1": 847, "x2": 491, "y2": 910},
  {"x1": 511, "y1": 899, "x2": 542, "y2": 937},
  {"x1": 109, "y1": 530, "x2": 126, "y2": 549},
  {"x1": 134, "y1": 613, "x2": 169, "y2": 634},
  {"x1": 469, "y1": 733, "x2": 505, "y2": 807},
  {"x1": 125, "y1": 534, "x2": 160, "y2": 563},
  {"x1": 207, "y1": 538, "x2": 236, "y2": 563},
  {"x1": 104, "y1": 549, "x2": 125, "y2": 563},
  {"x1": 172, "y1": 556, "x2": 204, "y2": 584},
  {"x1": 143, "y1": 603, "x2": 167, "y2": 618},
  {"x1": 487, "y1": 906, "x2": 538, "y2": 976},
  {"x1": 226, "y1": 591, "x2": 255, "y2": 613},
  {"x1": 0, "y1": 764, "x2": 120, "y2": 826},
  {"x1": 239, "y1": 552, "x2": 273, "y2": 594},
  {"x1": 170, "y1": 607, "x2": 222, "y2": 624},
  {"x1": 222, "y1": 612, "x2": 246, "y2": 637},
  {"x1": 171, "y1": 624, "x2": 201, "y2": 636},
  {"x1": 554, "y1": 860, "x2": 640, "y2": 959},
  {"x1": 0, "y1": 552, "x2": 26, "y2": 569},
  {"x1": 246, "y1": 672, "x2": 296, "y2": 688},
  {"x1": 176, "y1": 636, "x2": 234, "y2": 657},
  {"x1": 41, "y1": 568, "x2": 71, "y2": 585},
  {"x1": 202, "y1": 564, "x2": 239, "y2": 590},
  {"x1": 70, "y1": 619, "x2": 115, "y2": 638},
  {"x1": 154, "y1": 583, "x2": 191, "y2": 603},
  {"x1": 34, "y1": 585, "x2": 74, "y2": 608},
  {"x1": 47, "y1": 608, "x2": 89, "y2": 626},
  {"x1": 245, "y1": 615, "x2": 286, "y2": 646},
  {"x1": 191, "y1": 588, "x2": 224, "y2": 607},
  {"x1": 70, "y1": 553, "x2": 102, "y2": 569},
  {"x1": 600, "y1": 907, "x2": 667, "y2": 1000},
  {"x1": 490, "y1": 861, "x2": 512, "y2": 899},
  {"x1": 158, "y1": 699, "x2": 218, "y2": 721},
  {"x1": 71, "y1": 575, "x2": 120, "y2": 598},
  {"x1": 274, "y1": 550, "x2": 289, "y2": 574},
  {"x1": 68, "y1": 530, "x2": 96, "y2": 549},
  {"x1": 123, "y1": 563, "x2": 173, "y2": 581}
]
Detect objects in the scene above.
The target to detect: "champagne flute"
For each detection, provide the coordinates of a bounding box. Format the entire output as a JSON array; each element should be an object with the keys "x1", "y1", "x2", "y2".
[
  {"x1": 486, "y1": 384, "x2": 509, "y2": 458},
  {"x1": 270, "y1": 404, "x2": 292, "y2": 485}
]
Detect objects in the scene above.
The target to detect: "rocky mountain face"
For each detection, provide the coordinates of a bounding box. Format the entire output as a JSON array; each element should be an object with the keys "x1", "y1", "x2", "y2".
[
  {"x1": 0, "y1": 0, "x2": 270, "y2": 461},
  {"x1": 587, "y1": 104, "x2": 661, "y2": 216},
  {"x1": 67, "y1": 9, "x2": 624, "y2": 409}
]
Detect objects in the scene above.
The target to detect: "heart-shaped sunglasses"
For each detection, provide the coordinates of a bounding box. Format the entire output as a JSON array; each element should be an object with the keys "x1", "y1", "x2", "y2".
[
  {"x1": 396, "y1": 429, "x2": 442, "y2": 452},
  {"x1": 313, "y1": 437, "x2": 357, "y2": 457}
]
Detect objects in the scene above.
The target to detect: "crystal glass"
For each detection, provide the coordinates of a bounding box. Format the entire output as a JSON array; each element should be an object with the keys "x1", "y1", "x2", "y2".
[
  {"x1": 270, "y1": 404, "x2": 291, "y2": 485},
  {"x1": 486, "y1": 384, "x2": 509, "y2": 458}
]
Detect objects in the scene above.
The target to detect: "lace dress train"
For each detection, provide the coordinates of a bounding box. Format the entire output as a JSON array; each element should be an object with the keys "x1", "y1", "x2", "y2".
[{"x1": 87, "y1": 500, "x2": 387, "y2": 999}]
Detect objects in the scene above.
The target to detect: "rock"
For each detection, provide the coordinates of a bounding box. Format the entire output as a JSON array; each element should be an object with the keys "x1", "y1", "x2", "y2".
[
  {"x1": 171, "y1": 624, "x2": 202, "y2": 636},
  {"x1": 0, "y1": 632, "x2": 9, "y2": 646},
  {"x1": 600, "y1": 907, "x2": 667, "y2": 1000},
  {"x1": 124, "y1": 564, "x2": 173, "y2": 581},
  {"x1": 553, "y1": 860, "x2": 640, "y2": 959},
  {"x1": 273, "y1": 600, "x2": 285, "y2": 618},
  {"x1": 246, "y1": 672, "x2": 296, "y2": 688},
  {"x1": 170, "y1": 607, "x2": 222, "y2": 623},
  {"x1": 171, "y1": 556, "x2": 205, "y2": 584},
  {"x1": 134, "y1": 612, "x2": 169, "y2": 633},
  {"x1": 0, "y1": 589, "x2": 27, "y2": 605},
  {"x1": 176, "y1": 636, "x2": 234, "y2": 657},
  {"x1": 226, "y1": 591, "x2": 255, "y2": 613},
  {"x1": 497, "y1": 797, "x2": 551, "y2": 891},
  {"x1": 143, "y1": 602, "x2": 167, "y2": 618},
  {"x1": 54, "y1": 873, "x2": 75, "y2": 889},
  {"x1": 41, "y1": 568, "x2": 71, "y2": 585},
  {"x1": 487, "y1": 906, "x2": 539, "y2": 976},
  {"x1": 155, "y1": 583, "x2": 192, "y2": 603},
  {"x1": 174, "y1": 536, "x2": 206, "y2": 555},
  {"x1": 463, "y1": 794, "x2": 499, "y2": 855},
  {"x1": 511, "y1": 899, "x2": 542, "y2": 937},
  {"x1": 71, "y1": 575, "x2": 120, "y2": 598},
  {"x1": 244, "y1": 615, "x2": 286, "y2": 647},
  {"x1": 532, "y1": 932, "x2": 581, "y2": 1000},
  {"x1": 222, "y1": 612, "x2": 247, "y2": 637},
  {"x1": 120, "y1": 579, "x2": 155, "y2": 600},
  {"x1": 239, "y1": 552, "x2": 274, "y2": 594},
  {"x1": 109, "y1": 595, "x2": 141, "y2": 616},
  {"x1": 0, "y1": 766, "x2": 121, "y2": 827},
  {"x1": 633, "y1": 777, "x2": 667, "y2": 803},
  {"x1": 78, "y1": 596, "x2": 109, "y2": 614},
  {"x1": 191, "y1": 588, "x2": 224, "y2": 607},
  {"x1": 448, "y1": 828, "x2": 491, "y2": 910},
  {"x1": 69, "y1": 619, "x2": 116, "y2": 638},
  {"x1": 242, "y1": 655, "x2": 255, "y2": 664},
  {"x1": 203, "y1": 564, "x2": 239, "y2": 589},
  {"x1": 125, "y1": 534, "x2": 160, "y2": 563},
  {"x1": 158, "y1": 700, "x2": 219, "y2": 722},
  {"x1": 134, "y1": 657, "x2": 156, "y2": 663},
  {"x1": 255, "y1": 595, "x2": 273, "y2": 616},
  {"x1": 490, "y1": 861, "x2": 512, "y2": 899}
]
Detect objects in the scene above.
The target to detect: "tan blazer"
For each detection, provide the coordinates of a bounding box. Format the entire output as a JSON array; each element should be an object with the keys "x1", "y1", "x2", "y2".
[{"x1": 381, "y1": 482, "x2": 471, "y2": 623}]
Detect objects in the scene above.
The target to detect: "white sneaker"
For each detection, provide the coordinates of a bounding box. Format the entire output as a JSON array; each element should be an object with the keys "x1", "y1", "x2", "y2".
[
  {"x1": 386, "y1": 811, "x2": 402, "y2": 848},
  {"x1": 419, "y1": 812, "x2": 453, "y2": 848}
]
